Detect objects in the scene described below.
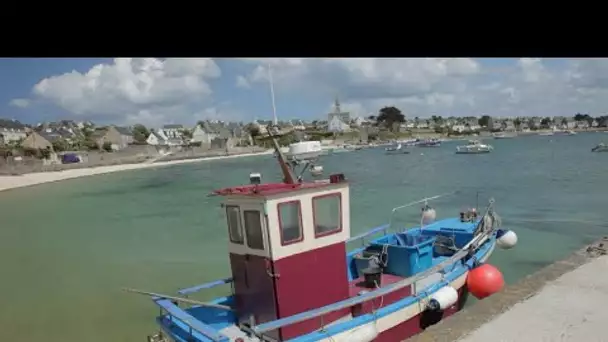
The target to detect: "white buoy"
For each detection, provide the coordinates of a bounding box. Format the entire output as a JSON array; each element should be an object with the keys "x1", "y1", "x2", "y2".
[
  {"x1": 427, "y1": 286, "x2": 459, "y2": 311},
  {"x1": 421, "y1": 207, "x2": 437, "y2": 225},
  {"x1": 497, "y1": 230, "x2": 518, "y2": 249}
]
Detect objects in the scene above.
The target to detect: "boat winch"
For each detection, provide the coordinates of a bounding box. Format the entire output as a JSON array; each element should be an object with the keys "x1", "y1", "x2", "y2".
[
  {"x1": 496, "y1": 229, "x2": 518, "y2": 249},
  {"x1": 426, "y1": 286, "x2": 459, "y2": 311}
]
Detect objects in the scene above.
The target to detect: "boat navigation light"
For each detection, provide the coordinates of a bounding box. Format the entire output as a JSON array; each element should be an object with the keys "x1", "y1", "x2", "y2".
[{"x1": 249, "y1": 172, "x2": 262, "y2": 185}]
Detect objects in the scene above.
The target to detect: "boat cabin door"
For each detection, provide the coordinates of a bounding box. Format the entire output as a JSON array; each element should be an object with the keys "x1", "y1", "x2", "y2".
[{"x1": 225, "y1": 203, "x2": 279, "y2": 335}]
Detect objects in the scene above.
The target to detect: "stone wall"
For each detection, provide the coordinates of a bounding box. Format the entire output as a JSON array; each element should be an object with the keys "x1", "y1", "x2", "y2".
[{"x1": 0, "y1": 145, "x2": 267, "y2": 175}]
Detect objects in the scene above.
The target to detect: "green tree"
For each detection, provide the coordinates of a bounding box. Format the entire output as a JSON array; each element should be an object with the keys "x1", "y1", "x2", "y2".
[
  {"x1": 377, "y1": 106, "x2": 405, "y2": 132},
  {"x1": 244, "y1": 123, "x2": 261, "y2": 138},
  {"x1": 51, "y1": 139, "x2": 70, "y2": 152},
  {"x1": 541, "y1": 117, "x2": 552, "y2": 126},
  {"x1": 102, "y1": 141, "x2": 113, "y2": 152},
  {"x1": 182, "y1": 129, "x2": 193, "y2": 139},
  {"x1": 514, "y1": 118, "x2": 522, "y2": 128},
  {"x1": 132, "y1": 124, "x2": 150, "y2": 143},
  {"x1": 39, "y1": 147, "x2": 51, "y2": 159},
  {"x1": 84, "y1": 139, "x2": 98, "y2": 151},
  {"x1": 478, "y1": 115, "x2": 491, "y2": 127}
]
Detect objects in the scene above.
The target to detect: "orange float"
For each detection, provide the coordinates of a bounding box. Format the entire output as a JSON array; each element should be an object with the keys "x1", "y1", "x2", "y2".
[{"x1": 466, "y1": 263, "x2": 504, "y2": 299}]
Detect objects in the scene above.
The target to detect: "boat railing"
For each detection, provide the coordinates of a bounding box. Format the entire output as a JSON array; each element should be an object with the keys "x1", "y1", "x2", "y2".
[
  {"x1": 177, "y1": 277, "x2": 233, "y2": 297},
  {"x1": 346, "y1": 192, "x2": 457, "y2": 248},
  {"x1": 346, "y1": 223, "x2": 390, "y2": 247},
  {"x1": 251, "y1": 198, "x2": 498, "y2": 336},
  {"x1": 154, "y1": 298, "x2": 230, "y2": 342},
  {"x1": 387, "y1": 192, "x2": 457, "y2": 233}
]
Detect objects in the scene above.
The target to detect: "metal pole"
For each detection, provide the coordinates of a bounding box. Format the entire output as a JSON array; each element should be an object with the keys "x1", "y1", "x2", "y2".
[
  {"x1": 268, "y1": 64, "x2": 278, "y2": 126},
  {"x1": 122, "y1": 288, "x2": 234, "y2": 311}
]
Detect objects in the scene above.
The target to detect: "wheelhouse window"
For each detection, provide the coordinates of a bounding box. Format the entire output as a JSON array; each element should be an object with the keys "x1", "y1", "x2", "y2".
[
  {"x1": 313, "y1": 193, "x2": 342, "y2": 237},
  {"x1": 277, "y1": 201, "x2": 303, "y2": 245},
  {"x1": 244, "y1": 210, "x2": 264, "y2": 250},
  {"x1": 226, "y1": 205, "x2": 243, "y2": 244}
]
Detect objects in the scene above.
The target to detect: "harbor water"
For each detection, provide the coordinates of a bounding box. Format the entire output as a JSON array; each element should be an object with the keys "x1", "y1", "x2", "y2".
[{"x1": 0, "y1": 133, "x2": 606, "y2": 342}]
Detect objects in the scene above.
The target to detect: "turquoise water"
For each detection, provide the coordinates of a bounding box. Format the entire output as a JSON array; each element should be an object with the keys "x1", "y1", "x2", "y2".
[{"x1": 0, "y1": 133, "x2": 606, "y2": 341}]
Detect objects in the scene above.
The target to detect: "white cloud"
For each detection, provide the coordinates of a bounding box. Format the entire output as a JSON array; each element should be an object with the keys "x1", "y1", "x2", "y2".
[
  {"x1": 9, "y1": 98, "x2": 30, "y2": 108},
  {"x1": 236, "y1": 58, "x2": 608, "y2": 118},
  {"x1": 30, "y1": 58, "x2": 221, "y2": 125},
  {"x1": 19, "y1": 58, "x2": 608, "y2": 126},
  {"x1": 235, "y1": 75, "x2": 250, "y2": 88}
]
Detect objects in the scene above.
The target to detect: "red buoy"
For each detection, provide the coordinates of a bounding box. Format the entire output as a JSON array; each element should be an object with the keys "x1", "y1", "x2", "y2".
[{"x1": 466, "y1": 263, "x2": 504, "y2": 299}]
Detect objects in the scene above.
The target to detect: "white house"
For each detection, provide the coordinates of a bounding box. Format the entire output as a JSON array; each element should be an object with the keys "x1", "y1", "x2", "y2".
[
  {"x1": 161, "y1": 124, "x2": 184, "y2": 139},
  {"x1": 352, "y1": 117, "x2": 368, "y2": 127},
  {"x1": 0, "y1": 121, "x2": 27, "y2": 143},
  {"x1": 327, "y1": 115, "x2": 350, "y2": 133},
  {"x1": 502, "y1": 120, "x2": 515, "y2": 131},
  {"x1": 191, "y1": 124, "x2": 218, "y2": 144},
  {"x1": 451, "y1": 124, "x2": 466, "y2": 133},
  {"x1": 415, "y1": 121, "x2": 430, "y2": 129},
  {"x1": 146, "y1": 131, "x2": 168, "y2": 146}
]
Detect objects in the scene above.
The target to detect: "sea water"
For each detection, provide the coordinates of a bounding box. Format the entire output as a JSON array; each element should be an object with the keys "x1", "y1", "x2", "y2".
[{"x1": 0, "y1": 133, "x2": 606, "y2": 341}]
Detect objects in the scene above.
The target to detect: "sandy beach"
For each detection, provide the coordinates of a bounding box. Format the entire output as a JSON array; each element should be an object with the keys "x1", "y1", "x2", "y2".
[{"x1": 0, "y1": 150, "x2": 274, "y2": 193}]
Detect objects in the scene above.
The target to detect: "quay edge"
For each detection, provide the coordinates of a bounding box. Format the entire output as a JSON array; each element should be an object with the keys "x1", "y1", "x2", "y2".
[{"x1": 406, "y1": 236, "x2": 608, "y2": 342}]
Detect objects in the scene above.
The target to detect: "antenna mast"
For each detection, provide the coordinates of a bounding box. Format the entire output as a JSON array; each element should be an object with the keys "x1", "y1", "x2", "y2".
[{"x1": 268, "y1": 64, "x2": 278, "y2": 125}]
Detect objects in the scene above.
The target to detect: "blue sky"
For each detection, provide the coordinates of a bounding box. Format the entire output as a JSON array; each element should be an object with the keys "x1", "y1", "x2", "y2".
[{"x1": 1, "y1": 58, "x2": 605, "y2": 128}]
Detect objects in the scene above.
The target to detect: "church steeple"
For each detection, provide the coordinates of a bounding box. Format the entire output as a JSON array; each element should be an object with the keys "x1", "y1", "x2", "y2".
[{"x1": 334, "y1": 96, "x2": 341, "y2": 114}]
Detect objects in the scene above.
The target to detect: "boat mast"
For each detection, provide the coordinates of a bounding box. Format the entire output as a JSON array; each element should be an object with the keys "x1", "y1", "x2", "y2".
[
  {"x1": 268, "y1": 63, "x2": 278, "y2": 126},
  {"x1": 266, "y1": 63, "x2": 294, "y2": 184}
]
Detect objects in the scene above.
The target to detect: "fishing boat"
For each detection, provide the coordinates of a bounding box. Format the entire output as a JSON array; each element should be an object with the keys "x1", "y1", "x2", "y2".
[
  {"x1": 455, "y1": 140, "x2": 493, "y2": 154},
  {"x1": 345, "y1": 144, "x2": 363, "y2": 151},
  {"x1": 592, "y1": 143, "x2": 608, "y2": 152},
  {"x1": 415, "y1": 138, "x2": 441, "y2": 147},
  {"x1": 133, "y1": 126, "x2": 517, "y2": 342},
  {"x1": 385, "y1": 143, "x2": 410, "y2": 155},
  {"x1": 492, "y1": 132, "x2": 515, "y2": 139}
]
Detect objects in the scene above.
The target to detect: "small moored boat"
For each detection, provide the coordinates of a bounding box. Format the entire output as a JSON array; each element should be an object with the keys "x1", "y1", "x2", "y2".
[
  {"x1": 592, "y1": 143, "x2": 608, "y2": 152},
  {"x1": 493, "y1": 132, "x2": 515, "y2": 139},
  {"x1": 385, "y1": 143, "x2": 410, "y2": 155},
  {"x1": 456, "y1": 140, "x2": 493, "y2": 154},
  {"x1": 416, "y1": 138, "x2": 442, "y2": 147}
]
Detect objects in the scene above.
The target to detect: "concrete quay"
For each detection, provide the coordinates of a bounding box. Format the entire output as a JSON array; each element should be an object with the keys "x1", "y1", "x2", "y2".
[{"x1": 408, "y1": 237, "x2": 608, "y2": 342}]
